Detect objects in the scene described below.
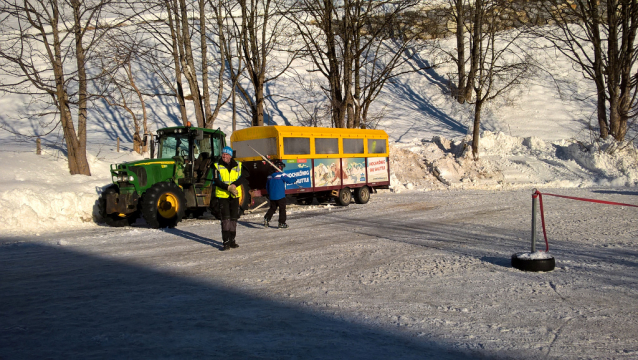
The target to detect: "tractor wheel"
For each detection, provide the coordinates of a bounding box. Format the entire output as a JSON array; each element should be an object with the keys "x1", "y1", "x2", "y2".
[
  {"x1": 354, "y1": 186, "x2": 370, "y2": 204},
  {"x1": 336, "y1": 187, "x2": 352, "y2": 206},
  {"x1": 141, "y1": 182, "x2": 187, "y2": 228},
  {"x1": 98, "y1": 185, "x2": 138, "y2": 227}
]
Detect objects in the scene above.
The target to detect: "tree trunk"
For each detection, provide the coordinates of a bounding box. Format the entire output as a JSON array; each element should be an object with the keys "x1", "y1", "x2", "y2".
[
  {"x1": 472, "y1": 98, "x2": 483, "y2": 160},
  {"x1": 199, "y1": 0, "x2": 214, "y2": 128},
  {"x1": 466, "y1": 1, "x2": 482, "y2": 103},
  {"x1": 253, "y1": 76, "x2": 265, "y2": 126},
  {"x1": 178, "y1": 0, "x2": 205, "y2": 127},
  {"x1": 456, "y1": 0, "x2": 467, "y2": 103},
  {"x1": 167, "y1": 0, "x2": 189, "y2": 126},
  {"x1": 69, "y1": 0, "x2": 91, "y2": 175}
]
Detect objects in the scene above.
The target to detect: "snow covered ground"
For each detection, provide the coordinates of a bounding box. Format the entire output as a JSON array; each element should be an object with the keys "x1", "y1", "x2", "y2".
[
  {"x1": 1, "y1": 27, "x2": 638, "y2": 359},
  {"x1": 2, "y1": 188, "x2": 638, "y2": 359}
]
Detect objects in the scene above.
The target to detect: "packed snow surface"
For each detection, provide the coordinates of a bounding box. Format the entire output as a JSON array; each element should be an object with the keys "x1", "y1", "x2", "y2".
[{"x1": 1, "y1": 23, "x2": 638, "y2": 359}]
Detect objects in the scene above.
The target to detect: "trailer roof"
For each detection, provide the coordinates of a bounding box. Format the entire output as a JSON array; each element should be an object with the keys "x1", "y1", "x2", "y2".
[{"x1": 230, "y1": 125, "x2": 388, "y2": 142}]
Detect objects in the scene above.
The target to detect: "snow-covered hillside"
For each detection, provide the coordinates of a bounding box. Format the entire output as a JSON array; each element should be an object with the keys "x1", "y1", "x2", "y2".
[{"x1": 0, "y1": 31, "x2": 636, "y2": 235}]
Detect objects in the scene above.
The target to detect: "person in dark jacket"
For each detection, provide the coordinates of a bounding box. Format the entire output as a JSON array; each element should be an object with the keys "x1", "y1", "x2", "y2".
[
  {"x1": 213, "y1": 146, "x2": 248, "y2": 250},
  {"x1": 263, "y1": 161, "x2": 296, "y2": 229}
]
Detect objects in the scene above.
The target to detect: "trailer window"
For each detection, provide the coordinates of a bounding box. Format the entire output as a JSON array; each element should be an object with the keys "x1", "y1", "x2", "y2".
[
  {"x1": 368, "y1": 139, "x2": 386, "y2": 154},
  {"x1": 234, "y1": 137, "x2": 277, "y2": 158},
  {"x1": 315, "y1": 138, "x2": 339, "y2": 154},
  {"x1": 284, "y1": 137, "x2": 310, "y2": 155},
  {"x1": 343, "y1": 138, "x2": 364, "y2": 154}
]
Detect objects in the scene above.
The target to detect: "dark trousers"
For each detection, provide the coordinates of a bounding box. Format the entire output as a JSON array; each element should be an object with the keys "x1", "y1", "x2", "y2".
[
  {"x1": 218, "y1": 197, "x2": 239, "y2": 244},
  {"x1": 265, "y1": 198, "x2": 287, "y2": 224}
]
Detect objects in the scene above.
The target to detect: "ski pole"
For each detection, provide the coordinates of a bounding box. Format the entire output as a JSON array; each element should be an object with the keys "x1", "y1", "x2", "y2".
[{"x1": 248, "y1": 145, "x2": 303, "y2": 188}]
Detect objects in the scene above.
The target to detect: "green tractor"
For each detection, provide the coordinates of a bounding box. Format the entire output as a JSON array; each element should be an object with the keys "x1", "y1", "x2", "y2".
[{"x1": 98, "y1": 125, "x2": 251, "y2": 228}]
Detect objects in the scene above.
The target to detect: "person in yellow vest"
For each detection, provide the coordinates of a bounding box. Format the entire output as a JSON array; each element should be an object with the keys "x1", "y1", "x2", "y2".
[{"x1": 213, "y1": 146, "x2": 247, "y2": 251}]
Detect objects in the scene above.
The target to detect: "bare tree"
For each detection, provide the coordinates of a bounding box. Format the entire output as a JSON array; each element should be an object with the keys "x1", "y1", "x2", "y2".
[
  {"x1": 122, "y1": 0, "x2": 230, "y2": 128},
  {"x1": 291, "y1": 0, "x2": 422, "y2": 128},
  {"x1": 0, "y1": 0, "x2": 122, "y2": 175},
  {"x1": 94, "y1": 32, "x2": 150, "y2": 154},
  {"x1": 539, "y1": 0, "x2": 638, "y2": 141},
  {"x1": 446, "y1": 0, "x2": 479, "y2": 104},
  {"x1": 467, "y1": 0, "x2": 532, "y2": 160},
  {"x1": 212, "y1": 0, "x2": 247, "y2": 132},
  {"x1": 231, "y1": 0, "x2": 300, "y2": 127}
]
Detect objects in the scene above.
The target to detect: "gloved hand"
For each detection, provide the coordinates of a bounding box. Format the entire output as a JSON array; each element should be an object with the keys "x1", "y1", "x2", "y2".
[{"x1": 228, "y1": 184, "x2": 238, "y2": 196}]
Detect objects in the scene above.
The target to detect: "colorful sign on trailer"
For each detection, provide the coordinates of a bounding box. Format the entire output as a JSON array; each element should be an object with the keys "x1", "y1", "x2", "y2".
[
  {"x1": 283, "y1": 159, "x2": 312, "y2": 190},
  {"x1": 367, "y1": 157, "x2": 389, "y2": 183}
]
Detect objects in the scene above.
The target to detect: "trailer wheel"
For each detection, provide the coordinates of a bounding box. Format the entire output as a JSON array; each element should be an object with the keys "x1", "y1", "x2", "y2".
[
  {"x1": 336, "y1": 187, "x2": 352, "y2": 206},
  {"x1": 354, "y1": 186, "x2": 370, "y2": 204},
  {"x1": 98, "y1": 185, "x2": 138, "y2": 227},
  {"x1": 511, "y1": 253, "x2": 555, "y2": 272},
  {"x1": 141, "y1": 182, "x2": 186, "y2": 228}
]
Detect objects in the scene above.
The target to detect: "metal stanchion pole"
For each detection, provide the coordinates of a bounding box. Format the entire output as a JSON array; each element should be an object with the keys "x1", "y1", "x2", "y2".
[{"x1": 531, "y1": 189, "x2": 537, "y2": 253}]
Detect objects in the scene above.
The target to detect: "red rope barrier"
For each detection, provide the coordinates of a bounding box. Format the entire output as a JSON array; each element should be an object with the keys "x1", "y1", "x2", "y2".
[
  {"x1": 532, "y1": 190, "x2": 638, "y2": 252},
  {"x1": 536, "y1": 192, "x2": 638, "y2": 208}
]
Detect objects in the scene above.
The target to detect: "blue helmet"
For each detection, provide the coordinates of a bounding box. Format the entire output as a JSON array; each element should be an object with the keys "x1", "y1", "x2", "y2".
[{"x1": 222, "y1": 146, "x2": 233, "y2": 156}]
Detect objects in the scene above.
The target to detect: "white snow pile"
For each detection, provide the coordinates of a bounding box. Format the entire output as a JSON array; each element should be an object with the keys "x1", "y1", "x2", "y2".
[
  {"x1": 390, "y1": 131, "x2": 638, "y2": 192},
  {"x1": 1, "y1": 130, "x2": 636, "y2": 236},
  {"x1": 0, "y1": 147, "x2": 144, "y2": 236}
]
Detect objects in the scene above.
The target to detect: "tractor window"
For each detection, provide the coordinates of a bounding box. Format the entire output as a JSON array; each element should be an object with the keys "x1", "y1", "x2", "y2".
[
  {"x1": 158, "y1": 134, "x2": 189, "y2": 159},
  {"x1": 195, "y1": 135, "x2": 212, "y2": 160},
  {"x1": 211, "y1": 136, "x2": 223, "y2": 158}
]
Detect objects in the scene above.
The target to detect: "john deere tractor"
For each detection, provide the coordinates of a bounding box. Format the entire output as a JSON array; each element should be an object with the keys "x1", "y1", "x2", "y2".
[{"x1": 98, "y1": 125, "x2": 250, "y2": 228}]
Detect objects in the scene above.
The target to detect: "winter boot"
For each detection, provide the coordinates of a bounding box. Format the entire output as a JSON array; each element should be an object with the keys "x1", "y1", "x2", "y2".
[
  {"x1": 221, "y1": 231, "x2": 231, "y2": 251},
  {"x1": 229, "y1": 231, "x2": 239, "y2": 249},
  {"x1": 263, "y1": 217, "x2": 269, "y2": 228},
  {"x1": 278, "y1": 223, "x2": 289, "y2": 229}
]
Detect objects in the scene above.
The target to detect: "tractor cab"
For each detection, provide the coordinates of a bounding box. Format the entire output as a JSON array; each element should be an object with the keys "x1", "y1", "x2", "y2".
[{"x1": 100, "y1": 125, "x2": 253, "y2": 229}]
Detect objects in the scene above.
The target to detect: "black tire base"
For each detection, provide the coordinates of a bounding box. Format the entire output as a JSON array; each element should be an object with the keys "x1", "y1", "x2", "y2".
[{"x1": 511, "y1": 253, "x2": 556, "y2": 272}]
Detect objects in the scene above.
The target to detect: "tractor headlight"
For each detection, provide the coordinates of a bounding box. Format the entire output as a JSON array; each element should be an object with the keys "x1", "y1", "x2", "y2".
[{"x1": 128, "y1": 175, "x2": 134, "y2": 182}]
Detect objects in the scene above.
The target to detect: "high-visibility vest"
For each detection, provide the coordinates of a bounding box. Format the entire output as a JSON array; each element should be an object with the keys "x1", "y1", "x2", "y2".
[{"x1": 214, "y1": 161, "x2": 242, "y2": 198}]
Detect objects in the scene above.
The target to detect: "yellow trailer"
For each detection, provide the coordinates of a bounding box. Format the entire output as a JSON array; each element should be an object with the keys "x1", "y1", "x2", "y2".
[{"x1": 231, "y1": 125, "x2": 389, "y2": 206}]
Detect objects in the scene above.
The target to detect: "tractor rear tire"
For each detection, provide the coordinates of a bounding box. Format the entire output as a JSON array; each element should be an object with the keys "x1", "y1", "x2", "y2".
[
  {"x1": 141, "y1": 182, "x2": 187, "y2": 228},
  {"x1": 98, "y1": 185, "x2": 138, "y2": 227},
  {"x1": 336, "y1": 187, "x2": 352, "y2": 206},
  {"x1": 354, "y1": 186, "x2": 370, "y2": 204}
]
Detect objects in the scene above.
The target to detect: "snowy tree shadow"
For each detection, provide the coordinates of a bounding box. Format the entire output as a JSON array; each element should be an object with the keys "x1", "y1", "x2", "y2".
[
  {"x1": 168, "y1": 228, "x2": 223, "y2": 250},
  {"x1": 0, "y1": 243, "x2": 494, "y2": 359}
]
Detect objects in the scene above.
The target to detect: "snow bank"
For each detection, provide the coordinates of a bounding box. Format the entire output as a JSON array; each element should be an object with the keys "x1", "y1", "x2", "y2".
[
  {"x1": 1, "y1": 131, "x2": 636, "y2": 236},
  {"x1": 391, "y1": 131, "x2": 638, "y2": 191},
  {"x1": 0, "y1": 148, "x2": 143, "y2": 236}
]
